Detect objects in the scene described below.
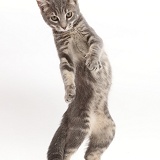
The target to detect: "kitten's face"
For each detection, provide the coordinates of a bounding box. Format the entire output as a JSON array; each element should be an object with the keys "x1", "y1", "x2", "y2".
[{"x1": 37, "y1": 0, "x2": 80, "y2": 32}]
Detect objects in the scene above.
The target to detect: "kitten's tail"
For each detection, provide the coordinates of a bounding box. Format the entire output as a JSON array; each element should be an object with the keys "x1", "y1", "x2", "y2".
[{"x1": 47, "y1": 124, "x2": 67, "y2": 160}]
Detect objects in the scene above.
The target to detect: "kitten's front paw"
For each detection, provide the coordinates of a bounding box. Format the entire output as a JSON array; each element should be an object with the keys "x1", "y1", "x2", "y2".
[
  {"x1": 65, "y1": 85, "x2": 76, "y2": 103},
  {"x1": 85, "y1": 54, "x2": 102, "y2": 71}
]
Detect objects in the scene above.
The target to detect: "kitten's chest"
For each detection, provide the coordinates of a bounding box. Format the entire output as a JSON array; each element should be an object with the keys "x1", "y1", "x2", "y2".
[{"x1": 69, "y1": 30, "x2": 89, "y2": 58}]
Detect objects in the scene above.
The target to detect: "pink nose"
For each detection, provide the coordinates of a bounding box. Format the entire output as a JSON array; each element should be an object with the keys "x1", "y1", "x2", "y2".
[
  {"x1": 60, "y1": 20, "x2": 67, "y2": 30},
  {"x1": 61, "y1": 26, "x2": 67, "y2": 30}
]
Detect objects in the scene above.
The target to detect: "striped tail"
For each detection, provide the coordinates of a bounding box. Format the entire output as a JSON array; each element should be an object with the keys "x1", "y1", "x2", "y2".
[{"x1": 47, "y1": 125, "x2": 67, "y2": 160}]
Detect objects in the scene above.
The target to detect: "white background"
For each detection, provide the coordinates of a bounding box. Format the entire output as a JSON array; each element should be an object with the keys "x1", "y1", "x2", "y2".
[{"x1": 0, "y1": 0, "x2": 160, "y2": 160}]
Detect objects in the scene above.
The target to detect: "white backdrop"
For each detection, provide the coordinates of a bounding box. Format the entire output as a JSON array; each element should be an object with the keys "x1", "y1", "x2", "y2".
[{"x1": 0, "y1": 0, "x2": 160, "y2": 160}]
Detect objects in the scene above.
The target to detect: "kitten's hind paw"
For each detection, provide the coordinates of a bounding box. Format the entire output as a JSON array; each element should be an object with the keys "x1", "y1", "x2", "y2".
[{"x1": 65, "y1": 85, "x2": 76, "y2": 103}]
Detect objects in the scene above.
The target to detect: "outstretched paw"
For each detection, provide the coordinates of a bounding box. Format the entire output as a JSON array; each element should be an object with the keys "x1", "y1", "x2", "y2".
[
  {"x1": 65, "y1": 85, "x2": 76, "y2": 103},
  {"x1": 85, "y1": 54, "x2": 102, "y2": 71}
]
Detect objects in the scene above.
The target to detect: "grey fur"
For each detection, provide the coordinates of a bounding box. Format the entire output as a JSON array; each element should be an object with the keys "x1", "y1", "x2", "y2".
[{"x1": 36, "y1": 0, "x2": 115, "y2": 160}]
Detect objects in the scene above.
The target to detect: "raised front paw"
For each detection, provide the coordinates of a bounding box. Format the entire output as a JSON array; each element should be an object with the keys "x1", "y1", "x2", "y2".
[
  {"x1": 65, "y1": 85, "x2": 76, "y2": 103},
  {"x1": 85, "y1": 54, "x2": 102, "y2": 71}
]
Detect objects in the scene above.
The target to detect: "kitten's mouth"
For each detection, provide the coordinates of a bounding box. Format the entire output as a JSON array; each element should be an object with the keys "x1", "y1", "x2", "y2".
[
  {"x1": 58, "y1": 26, "x2": 72, "y2": 32},
  {"x1": 59, "y1": 23, "x2": 73, "y2": 32},
  {"x1": 52, "y1": 24, "x2": 73, "y2": 32}
]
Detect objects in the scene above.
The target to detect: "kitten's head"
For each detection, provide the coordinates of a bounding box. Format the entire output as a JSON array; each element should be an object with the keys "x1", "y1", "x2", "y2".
[{"x1": 37, "y1": 0, "x2": 80, "y2": 32}]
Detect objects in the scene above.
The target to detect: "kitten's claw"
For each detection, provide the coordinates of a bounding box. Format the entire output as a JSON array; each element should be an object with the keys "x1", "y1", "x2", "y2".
[{"x1": 65, "y1": 85, "x2": 76, "y2": 103}]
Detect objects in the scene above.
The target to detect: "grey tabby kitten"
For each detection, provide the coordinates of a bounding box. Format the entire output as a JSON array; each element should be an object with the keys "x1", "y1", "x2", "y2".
[{"x1": 36, "y1": 0, "x2": 115, "y2": 160}]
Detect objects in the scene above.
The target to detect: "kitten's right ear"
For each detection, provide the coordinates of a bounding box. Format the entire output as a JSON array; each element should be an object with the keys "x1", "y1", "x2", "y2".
[
  {"x1": 67, "y1": 0, "x2": 78, "y2": 5},
  {"x1": 36, "y1": 0, "x2": 50, "y2": 12}
]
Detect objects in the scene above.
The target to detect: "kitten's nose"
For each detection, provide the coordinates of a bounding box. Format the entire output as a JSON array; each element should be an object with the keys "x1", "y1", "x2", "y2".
[
  {"x1": 60, "y1": 21, "x2": 67, "y2": 30},
  {"x1": 61, "y1": 26, "x2": 67, "y2": 30}
]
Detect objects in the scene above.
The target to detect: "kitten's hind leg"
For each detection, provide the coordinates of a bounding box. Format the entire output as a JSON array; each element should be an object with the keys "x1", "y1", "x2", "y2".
[
  {"x1": 63, "y1": 129, "x2": 87, "y2": 160},
  {"x1": 84, "y1": 113, "x2": 115, "y2": 160},
  {"x1": 63, "y1": 117, "x2": 90, "y2": 160}
]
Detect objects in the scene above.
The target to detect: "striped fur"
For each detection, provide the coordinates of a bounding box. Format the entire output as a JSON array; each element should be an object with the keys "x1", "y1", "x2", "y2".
[{"x1": 36, "y1": 0, "x2": 115, "y2": 160}]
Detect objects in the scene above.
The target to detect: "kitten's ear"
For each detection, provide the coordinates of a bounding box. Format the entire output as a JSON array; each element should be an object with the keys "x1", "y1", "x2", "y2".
[
  {"x1": 36, "y1": 0, "x2": 50, "y2": 12},
  {"x1": 67, "y1": 0, "x2": 77, "y2": 5}
]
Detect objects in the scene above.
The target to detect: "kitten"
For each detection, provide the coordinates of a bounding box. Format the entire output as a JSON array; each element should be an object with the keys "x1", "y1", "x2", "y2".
[{"x1": 36, "y1": 0, "x2": 115, "y2": 160}]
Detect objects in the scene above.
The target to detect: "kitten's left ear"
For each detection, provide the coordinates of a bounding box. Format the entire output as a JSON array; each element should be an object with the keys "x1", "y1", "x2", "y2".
[
  {"x1": 36, "y1": 0, "x2": 50, "y2": 11},
  {"x1": 67, "y1": 0, "x2": 77, "y2": 5}
]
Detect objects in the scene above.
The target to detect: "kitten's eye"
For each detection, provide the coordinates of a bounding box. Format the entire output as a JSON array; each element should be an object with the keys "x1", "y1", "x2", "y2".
[
  {"x1": 50, "y1": 16, "x2": 59, "y2": 22},
  {"x1": 66, "y1": 12, "x2": 73, "y2": 19}
]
